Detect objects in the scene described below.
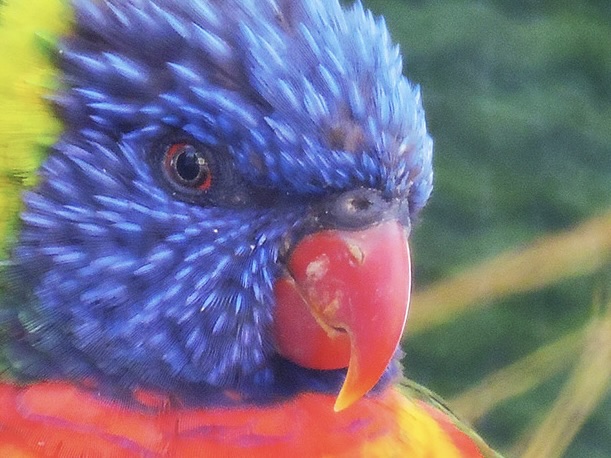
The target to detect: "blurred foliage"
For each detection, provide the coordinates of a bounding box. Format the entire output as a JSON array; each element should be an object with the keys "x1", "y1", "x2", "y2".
[{"x1": 359, "y1": 0, "x2": 611, "y2": 456}]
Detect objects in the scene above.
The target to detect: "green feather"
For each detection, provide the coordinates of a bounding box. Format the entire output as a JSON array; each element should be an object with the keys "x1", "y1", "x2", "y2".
[
  {"x1": 0, "y1": 0, "x2": 71, "y2": 259},
  {"x1": 400, "y1": 379, "x2": 504, "y2": 457}
]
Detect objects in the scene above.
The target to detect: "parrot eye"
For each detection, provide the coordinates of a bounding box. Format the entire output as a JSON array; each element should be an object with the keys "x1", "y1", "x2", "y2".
[
  {"x1": 155, "y1": 134, "x2": 277, "y2": 208},
  {"x1": 155, "y1": 136, "x2": 255, "y2": 207},
  {"x1": 164, "y1": 143, "x2": 213, "y2": 191}
]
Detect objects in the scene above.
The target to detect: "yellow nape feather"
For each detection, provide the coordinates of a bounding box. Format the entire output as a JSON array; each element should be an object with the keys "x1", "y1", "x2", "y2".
[{"x1": 0, "y1": 0, "x2": 71, "y2": 259}]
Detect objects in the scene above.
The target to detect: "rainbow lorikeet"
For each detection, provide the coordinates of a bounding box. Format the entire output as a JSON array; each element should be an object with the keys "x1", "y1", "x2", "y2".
[{"x1": 0, "y1": 0, "x2": 500, "y2": 456}]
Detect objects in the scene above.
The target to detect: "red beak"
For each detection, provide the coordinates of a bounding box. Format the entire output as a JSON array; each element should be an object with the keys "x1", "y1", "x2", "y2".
[{"x1": 273, "y1": 220, "x2": 411, "y2": 411}]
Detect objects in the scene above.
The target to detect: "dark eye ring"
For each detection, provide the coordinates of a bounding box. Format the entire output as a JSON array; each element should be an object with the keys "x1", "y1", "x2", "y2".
[{"x1": 163, "y1": 143, "x2": 212, "y2": 191}]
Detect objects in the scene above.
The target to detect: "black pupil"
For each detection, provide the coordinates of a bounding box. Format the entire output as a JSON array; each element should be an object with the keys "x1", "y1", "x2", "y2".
[{"x1": 175, "y1": 146, "x2": 204, "y2": 182}]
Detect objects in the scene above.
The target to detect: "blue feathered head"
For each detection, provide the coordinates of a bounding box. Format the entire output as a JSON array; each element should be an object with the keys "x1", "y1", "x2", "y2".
[{"x1": 4, "y1": 0, "x2": 432, "y2": 404}]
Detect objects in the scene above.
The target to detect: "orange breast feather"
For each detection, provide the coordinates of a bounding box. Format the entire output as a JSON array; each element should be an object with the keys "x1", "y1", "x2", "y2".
[{"x1": 0, "y1": 381, "x2": 485, "y2": 457}]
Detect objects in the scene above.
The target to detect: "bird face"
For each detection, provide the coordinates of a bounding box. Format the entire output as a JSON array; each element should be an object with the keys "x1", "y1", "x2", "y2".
[{"x1": 6, "y1": 0, "x2": 432, "y2": 407}]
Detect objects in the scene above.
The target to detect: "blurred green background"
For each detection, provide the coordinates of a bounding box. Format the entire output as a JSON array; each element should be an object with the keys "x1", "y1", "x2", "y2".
[{"x1": 359, "y1": 0, "x2": 611, "y2": 456}]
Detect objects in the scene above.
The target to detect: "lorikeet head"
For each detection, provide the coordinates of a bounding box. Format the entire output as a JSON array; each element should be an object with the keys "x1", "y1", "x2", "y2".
[{"x1": 2, "y1": 0, "x2": 432, "y2": 411}]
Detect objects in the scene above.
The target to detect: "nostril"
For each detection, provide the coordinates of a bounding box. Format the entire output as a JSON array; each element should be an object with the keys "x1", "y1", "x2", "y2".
[
  {"x1": 347, "y1": 196, "x2": 374, "y2": 213},
  {"x1": 319, "y1": 188, "x2": 394, "y2": 230}
]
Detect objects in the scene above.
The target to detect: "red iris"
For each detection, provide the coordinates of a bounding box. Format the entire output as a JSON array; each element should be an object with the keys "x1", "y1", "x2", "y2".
[{"x1": 163, "y1": 143, "x2": 213, "y2": 191}]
